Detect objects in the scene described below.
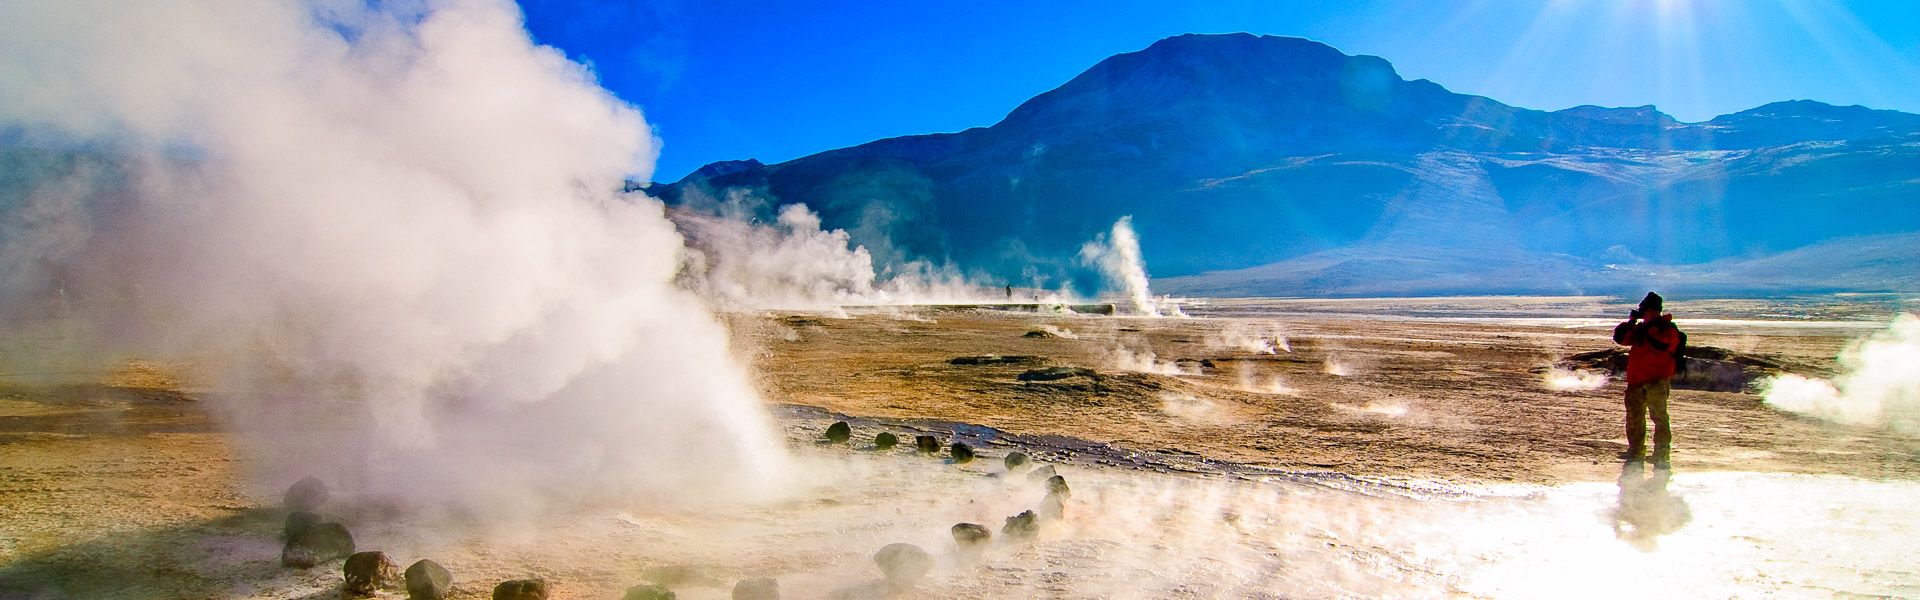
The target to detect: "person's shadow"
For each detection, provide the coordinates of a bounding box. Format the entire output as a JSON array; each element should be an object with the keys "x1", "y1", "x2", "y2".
[{"x1": 1609, "y1": 461, "x2": 1693, "y2": 551}]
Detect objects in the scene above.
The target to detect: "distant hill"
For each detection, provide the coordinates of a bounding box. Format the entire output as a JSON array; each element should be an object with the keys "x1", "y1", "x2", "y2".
[{"x1": 650, "y1": 33, "x2": 1920, "y2": 297}]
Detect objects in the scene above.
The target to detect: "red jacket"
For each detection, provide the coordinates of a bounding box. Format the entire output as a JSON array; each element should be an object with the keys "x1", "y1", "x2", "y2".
[{"x1": 1614, "y1": 314, "x2": 1680, "y2": 385}]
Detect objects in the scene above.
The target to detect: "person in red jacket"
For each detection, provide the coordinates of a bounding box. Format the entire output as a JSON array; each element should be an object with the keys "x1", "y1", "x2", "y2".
[{"x1": 1613, "y1": 292, "x2": 1682, "y2": 464}]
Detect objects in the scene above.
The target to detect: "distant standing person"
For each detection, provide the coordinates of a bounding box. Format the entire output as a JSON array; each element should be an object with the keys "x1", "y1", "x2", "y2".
[{"x1": 1612, "y1": 292, "x2": 1684, "y2": 465}]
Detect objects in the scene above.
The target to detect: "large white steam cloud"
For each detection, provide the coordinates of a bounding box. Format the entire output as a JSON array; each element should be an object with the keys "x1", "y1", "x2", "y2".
[
  {"x1": 672, "y1": 192, "x2": 994, "y2": 311},
  {"x1": 0, "y1": 0, "x2": 786, "y2": 512},
  {"x1": 1762, "y1": 313, "x2": 1920, "y2": 436}
]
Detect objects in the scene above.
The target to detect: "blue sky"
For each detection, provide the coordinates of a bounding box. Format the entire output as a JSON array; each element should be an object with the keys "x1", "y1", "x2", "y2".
[{"x1": 518, "y1": 0, "x2": 1920, "y2": 181}]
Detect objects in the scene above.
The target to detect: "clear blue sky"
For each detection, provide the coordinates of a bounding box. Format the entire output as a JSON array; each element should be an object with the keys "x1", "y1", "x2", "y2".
[{"x1": 518, "y1": 0, "x2": 1920, "y2": 181}]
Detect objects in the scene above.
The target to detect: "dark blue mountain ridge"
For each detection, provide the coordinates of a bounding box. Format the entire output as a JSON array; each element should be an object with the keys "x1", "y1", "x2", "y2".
[{"x1": 651, "y1": 33, "x2": 1920, "y2": 296}]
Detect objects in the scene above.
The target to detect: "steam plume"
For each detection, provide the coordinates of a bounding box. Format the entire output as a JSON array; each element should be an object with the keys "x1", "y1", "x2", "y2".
[
  {"x1": 0, "y1": 0, "x2": 786, "y2": 512},
  {"x1": 1762, "y1": 313, "x2": 1920, "y2": 435},
  {"x1": 1080, "y1": 216, "x2": 1184, "y2": 317}
]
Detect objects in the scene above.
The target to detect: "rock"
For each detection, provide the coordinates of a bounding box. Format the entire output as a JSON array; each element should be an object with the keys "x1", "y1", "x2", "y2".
[
  {"x1": 405, "y1": 559, "x2": 453, "y2": 600},
  {"x1": 1027, "y1": 465, "x2": 1058, "y2": 483},
  {"x1": 1004, "y1": 452, "x2": 1031, "y2": 470},
  {"x1": 914, "y1": 435, "x2": 941, "y2": 454},
  {"x1": 950, "y1": 442, "x2": 975, "y2": 463},
  {"x1": 1018, "y1": 367, "x2": 1097, "y2": 382},
  {"x1": 872, "y1": 543, "x2": 934, "y2": 589},
  {"x1": 283, "y1": 511, "x2": 320, "y2": 540},
  {"x1": 621, "y1": 583, "x2": 676, "y2": 600},
  {"x1": 874, "y1": 432, "x2": 899, "y2": 449},
  {"x1": 1555, "y1": 345, "x2": 1784, "y2": 392},
  {"x1": 732, "y1": 577, "x2": 779, "y2": 600},
  {"x1": 949, "y1": 355, "x2": 1041, "y2": 366},
  {"x1": 824, "y1": 421, "x2": 852, "y2": 443},
  {"x1": 1045, "y1": 475, "x2": 1071, "y2": 499},
  {"x1": 1001, "y1": 511, "x2": 1039, "y2": 539},
  {"x1": 1022, "y1": 330, "x2": 1055, "y2": 339},
  {"x1": 950, "y1": 523, "x2": 991, "y2": 548},
  {"x1": 492, "y1": 579, "x2": 548, "y2": 600},
  {"x1": 284, "y1": 476, "x2": 330, "y2": 513},
  {"x1": 1039, "y1": 491, "x2": 1067, "y2": 520},
  {"x1": 342, "y1": 551, "x2": 401, "y2": 597},
  {"x1": 642, "y1": 564, "x2": 722, "y2": 587},
  {"x1": 281, "y1": 522, "x2": 354, "y2": 568}
]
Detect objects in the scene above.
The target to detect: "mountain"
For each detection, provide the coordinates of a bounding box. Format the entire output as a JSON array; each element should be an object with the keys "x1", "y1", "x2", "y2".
[{"x1": 650, "y1": 33, "x2": 1920, "y2": 296}]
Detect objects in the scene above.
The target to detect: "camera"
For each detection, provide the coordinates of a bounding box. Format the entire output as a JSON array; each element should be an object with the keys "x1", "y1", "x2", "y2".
[{"x1": 1629, "y1": 309, "x2": 1642, "y2": 319}]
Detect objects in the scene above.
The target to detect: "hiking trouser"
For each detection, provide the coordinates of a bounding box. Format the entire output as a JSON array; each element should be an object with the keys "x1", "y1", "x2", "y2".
[{"x1": 1625, "y1": 378, "x2": 1673, "y2": 454}]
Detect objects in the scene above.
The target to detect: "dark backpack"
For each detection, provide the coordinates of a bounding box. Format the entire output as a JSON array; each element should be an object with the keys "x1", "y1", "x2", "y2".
[{"x1": 1670, "y1": 326, "x2": 1689, "y2": 374}]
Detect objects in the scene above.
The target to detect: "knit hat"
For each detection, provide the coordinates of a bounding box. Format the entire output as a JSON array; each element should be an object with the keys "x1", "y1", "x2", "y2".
[{"x1": 1640, "y1": 291, "x2": 1663, "y2": 311}]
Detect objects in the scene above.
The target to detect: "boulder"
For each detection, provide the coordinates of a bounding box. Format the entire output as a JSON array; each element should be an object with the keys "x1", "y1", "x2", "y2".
[
  {"x1": 621, "y1": 583, "x2": 676, "y2": 600},
  {"x1": 405, "y1": 559, "x2": 453, "y2": 600},
  {"x1": 949, "y1": 355, "x2": 1041, "y2": 366},
  {"x1": 281, "y1": 522, "x2": 354, "y2": 568},
  {"x1": 950, "y1": 523, "x2": 991, "y2": 548},
  {"x1": 1018, "y1": 367, "x2": 1097, "y2": 382},
  {"x1": 1045, "y1": 475, "x2": 1071, "y2": 499},
  {"x1": 1001, "y1": 511, "x2": 1039, "y2": 540},
  {"x1": 492, "y1": 579, "x2": 548, "y2": 600},
  {"x1": 949, "y1": 442, "x2": 975, "y2": 463},
  {"x1": 1003, "y1": 452, "x2": 1031, "y2": 471},
  {"x1": 874, "y1": 432, "x2": 899, "y2": 450},
  {"x1": 824, "y1": 421, "x2": 852, "y2": 443},
  {"x1": 282, "y1": 511, "x2": 320, "y2": 540},
  {"x1": 342, "y1": 551, "x2": 401, "y2": 597},
  {"x1": 914, "y1": 435, "x2": 941, "y2": 454},
  {"x1": 1553, "y1": 345, "x2": 1785, "y2": 392},
  {"x1": 1039, "y1": 492, "x2": 1067, "y2": 520},
  {"x1": 732, "y1": 577, "x2": 779, "y2": 600},
  {"x1": 1027, "y1": 465, "x2": 1058, "y2": 483},
  {"x1": 872, "y1": 543, "x2": 934, "y2": 589},
  {"x1": 642, "y1": 564, "x2": 722, "y2": 588},
  {"x1": 284, "y1": 476, "x2": 330, "y2": 513}
]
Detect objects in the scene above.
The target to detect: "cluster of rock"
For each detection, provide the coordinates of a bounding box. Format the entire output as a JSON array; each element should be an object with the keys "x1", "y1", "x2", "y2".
[
  {"x1": 276, "y1": 477, "x2": 453, "y2": 600},
  {"x1": 818, "y1": 421, "x2": 986, "y2": 465},
  {"x1": 1552, "y1": 345, "x2": 1785, "y2": 392}
]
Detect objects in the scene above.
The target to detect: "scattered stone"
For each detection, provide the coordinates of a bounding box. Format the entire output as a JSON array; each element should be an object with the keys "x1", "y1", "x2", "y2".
[
  {"x1": 621, "y1": 583, "x2": 676, "y2": 600},
  {"x1": 1026, "y1": 465, "x2": 1058, "y2": 483},
  {"x1": 824, "y1": 421, "x2": 851, "y2": 443},
  {"x1": 950, "y1": 442, "x2": 975, "y2": 463},
  {"x1": 872, "y1": 543, "x2": 934, "y2": 589},
  {"x1": 284, "y1": 476, "x2": 330, "y2": 513},
  {"x1": 950, "y1": 523, "x2": 991, "y2": 548},
  {"x1": 1004, "y1": 452, "x2": 1031, "y2": 471},
  {"x1": 949, "y1": 355, "x2": 1041, "y2": 366},
  {"x1": 281, "y1": 522, "x2": 354, "y2": 568},
  {"x1": 1022, "y1": 330, "x2": 1055, "y2": 339},
  {"x1": 283, "y1": 511, "x2": 320, "y2": 540},
  {"x1": 732, "y1": 577, "x2": 779, "y2": 600},
  {"x1": 1045, "y1": 475, "x2": 1071, "y2": 499},
  {"x1": 914, "y1": 435, "x2": 941, "y2": 454},
  {"x1": 405, "y1": 559, "x2": 453, "y2": 600},
  {"x1": 492, "y1": 579, "x2": 548, "y2": 600},
  {"x1": 342, "y1": 551, "x2": 401, "y2": 597},
  {"x1": 1001, "y1": 511, "x2": 1040, "y2": 539},
  {"x1": 874, "y1": 432, "x2": 898, "y2": 450},
  {"x1": 1018, "y1": 367, "x2": 1097, "y2": 382}
]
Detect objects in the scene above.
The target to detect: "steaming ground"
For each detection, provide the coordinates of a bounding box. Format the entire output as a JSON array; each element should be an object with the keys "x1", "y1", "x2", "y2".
[{"x1": 5, "y1": 297, "x2": 1920, "y2": 598}]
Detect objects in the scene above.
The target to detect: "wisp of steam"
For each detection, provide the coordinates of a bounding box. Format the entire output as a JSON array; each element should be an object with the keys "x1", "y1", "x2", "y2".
[
  {"x1": 1762, "y1": 313, "x2": 1920, "y2": 436},
  {"x1": 0, "y1": 0, "x2": 786, "y2": 513}
]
